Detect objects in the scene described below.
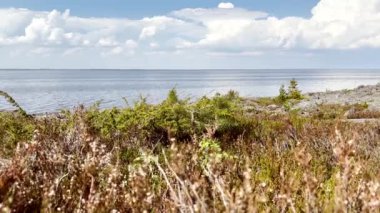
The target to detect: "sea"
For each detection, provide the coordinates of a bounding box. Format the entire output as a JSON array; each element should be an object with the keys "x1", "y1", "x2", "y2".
[{"x1": 1, "y1": 69, "x2": 380, "y2": 114}]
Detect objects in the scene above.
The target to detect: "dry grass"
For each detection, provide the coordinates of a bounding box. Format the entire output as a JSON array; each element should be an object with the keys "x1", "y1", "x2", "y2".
[{"x1": 1, "y1": 91, "x2": 380, "y2": 212}]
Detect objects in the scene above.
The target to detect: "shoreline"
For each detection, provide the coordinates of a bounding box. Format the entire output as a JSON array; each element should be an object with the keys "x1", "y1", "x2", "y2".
[
  {"x1": 245, "y1": 82, "x2": 380, "y2": 109},
  {"x1": 1, "y1": 81, "x2": 380, "y2": 211},
  {"x1": 297, "y1": 82, "x2": 380, "y2": 110},
  {"x1": 2, "y1": 82, "x2": 380, "y2": 116}
]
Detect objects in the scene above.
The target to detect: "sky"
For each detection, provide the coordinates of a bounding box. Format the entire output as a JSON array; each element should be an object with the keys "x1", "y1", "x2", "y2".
[
  {"x1": 0, "y1": 0, "x2": 319, "y2": 18},
  {"x1": 1, "y1": 0, "x2": 380, "y2": 69}
]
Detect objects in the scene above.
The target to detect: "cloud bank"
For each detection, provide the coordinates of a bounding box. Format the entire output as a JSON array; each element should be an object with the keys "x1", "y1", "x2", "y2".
[{"x1": 1, "y1": 0, "x2": 380, "y2": 68}]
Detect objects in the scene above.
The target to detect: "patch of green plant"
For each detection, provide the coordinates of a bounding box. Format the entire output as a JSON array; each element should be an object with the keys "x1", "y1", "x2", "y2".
[
  {"x1": 312, "y1": 104, "x2": 348, "y2": 120},
  {"x1": 0, "y1": 112, "x2": 35, "y2": 156},
  {"x1": 255, "y1": 97, "x2": 279, "y2": 106},
  {"x1": 312, "y1": 102, "x2": 371, "y2": 120},
  {"x1": 0, "y1": 87, "x2": 380, "y2": 212},
  {"x1": 275, "y1": 79, "x2": 305, "y2": 105},
  {"x1": 198, "y1": 138, "x2": 234, "y2": 167}
]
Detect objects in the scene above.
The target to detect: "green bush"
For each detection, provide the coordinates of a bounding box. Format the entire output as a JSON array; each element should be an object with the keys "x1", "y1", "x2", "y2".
[
  {"x1": 0, "y1": 112, "x2": 35, "y2": 157},
  {"x1": 288, "y1": 79, "x2": 303, "y2": 100},
  {"x1": 0, "y1": 89, "x2": 380, "y2": 212},
  {"x1": 276, "y1": 79, "x2": 304, "y2": 104}
]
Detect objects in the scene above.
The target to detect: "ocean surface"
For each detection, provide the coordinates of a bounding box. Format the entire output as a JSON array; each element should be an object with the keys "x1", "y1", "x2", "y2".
[{"x1": 1, "y1": 69, "x2": 380, "y2": 114}]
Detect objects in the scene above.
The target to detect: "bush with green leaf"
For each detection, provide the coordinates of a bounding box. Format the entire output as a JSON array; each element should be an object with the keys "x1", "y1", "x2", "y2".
[
  {"x1": 0, "y1": 112, "x2": 35, "y2": 157},
  {"x1": 0, "y1": 88, "x2": 380, "y2": 212},
  {"x1": 276, "y1": 79, "x2": 304, "y2": 104}
]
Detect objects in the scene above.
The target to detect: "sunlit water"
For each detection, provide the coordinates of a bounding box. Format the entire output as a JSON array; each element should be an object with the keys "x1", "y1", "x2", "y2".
[{"x1": 0, "y1": 69, "x2": 380, "y2": 114}]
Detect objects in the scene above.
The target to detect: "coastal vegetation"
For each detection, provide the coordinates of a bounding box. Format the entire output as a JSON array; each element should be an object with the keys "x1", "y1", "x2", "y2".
[
  {"x1": 1, "y1": 82, "x2": 380, "y2": 212},
  {"x1": 255, "y1": 78, "x2": 305, "y2": 109}
]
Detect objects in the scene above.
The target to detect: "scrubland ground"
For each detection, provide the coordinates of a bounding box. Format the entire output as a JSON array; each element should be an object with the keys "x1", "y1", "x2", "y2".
[{"x1": 1, "y1": 84, "x2": 380, "y2": 212}]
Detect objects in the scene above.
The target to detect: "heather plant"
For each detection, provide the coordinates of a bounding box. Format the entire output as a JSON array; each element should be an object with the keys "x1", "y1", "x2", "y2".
[
  {"x1": 312, "y1": 103, "x2": 372, "y2": 120},
  {"x1": 0, "y1": 89, "x2": 380, "y2": 212}
]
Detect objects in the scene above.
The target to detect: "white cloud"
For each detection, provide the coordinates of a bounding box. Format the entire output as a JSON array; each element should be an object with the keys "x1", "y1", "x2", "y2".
[
  {"x1": 149, "y1": 42, "x2": 159, "y2": 48},
  {"x1": 125, "y1": 39, "x2": 138, "y2": 48},
  {"x1": 97, "y1": 37, "x2": 119, "y2": 47},
  {"x1": 207, "y1": 51, "x2": 262, "y2": 56},
  {"x1": 218, "y1": 2, "x2": 234, "y2": 9},
  {"x1": 172, "y1": 0, "x2": 380, "y2": 51},
  {"x1": 139, "y1": 26, "x2": 156, "y2": 40},
  {"x1": 1, "y1": 0, "x2": 380, "y2": 68}
]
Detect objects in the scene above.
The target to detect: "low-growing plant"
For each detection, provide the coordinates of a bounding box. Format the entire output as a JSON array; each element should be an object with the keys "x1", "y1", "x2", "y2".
[
  {"x1": 0, "y1": 89, "x2": 379, "y2": 212},
  {"x1": 0, "y1": 112, "x2": 35, "y2": 157}
]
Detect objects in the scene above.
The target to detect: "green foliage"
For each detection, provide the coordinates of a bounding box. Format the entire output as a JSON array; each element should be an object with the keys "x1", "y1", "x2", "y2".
[
  {"x1": 288, "y1": 79, "x2": 303, "y2": 100},
  {"x1": 1, "y1": 88, "x2": 380, "y2": 212},
  {"x1": 198, "y1": 138, "x2": 233, "y2": 167},
  {"x1": 0, "y1": 90, "x2": 31, "y2": 118},
  {"x1": 193, "y1": 91, "x2": 245, "y2": 141},
  {"x1": 0, "y1": 112, "x2": 35, "y2": 156},
  {"x1": 166, "y1": 88, "x2": 180, "y2": 104},
  {"x1": 255, "y1": 97, "x2": 278, "y2": 106},
  {"x1": 278, "y1": 85, "x2": 288, "y2": 103},
  {"x1": 82, "y1": 89, "x2": 244, "y2": 146},
  {"x1": 199, "y1": 138, "x2": 221, "y2": 151},
  {"x1": 311, "y1": 103, "x2": 372, "y2": 120},
  {"x1": 313, "y1": 104, "x2": 348, "y2": 120},
  {"x1": 156, "y1": 89, "x2": 192, "y2": 140},
  {"x1": 276, "y1": 79, "x2": 304, "y2": 104}
]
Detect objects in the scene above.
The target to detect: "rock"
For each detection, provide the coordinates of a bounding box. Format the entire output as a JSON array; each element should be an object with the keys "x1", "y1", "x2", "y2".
[
  {"x1": 295, "y1": 84, "x2": 380, "y2": 111},
  {"x1": 267, "y1": 104, "x2": 278, "y2": 111}
]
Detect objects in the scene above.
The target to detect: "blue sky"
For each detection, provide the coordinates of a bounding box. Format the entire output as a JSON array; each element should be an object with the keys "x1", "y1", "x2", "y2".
[
  {"x1": 0, "y1": 0, "x2": 380, "y2": 69},
  {"x1": 0, "y1": 0, "x2": 319, "y2": 18}
]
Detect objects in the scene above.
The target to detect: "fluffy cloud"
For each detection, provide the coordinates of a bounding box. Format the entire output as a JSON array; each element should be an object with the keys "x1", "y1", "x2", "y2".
[
  {"x1": 1, "y1": 0, "x2": 380, "y2": 68},
  {"x1": 218, "y1": 2, "x2": 235, "y2": 9},
  {"x1": 171, "y1": 0, "x2": 380, "y2": 51}
]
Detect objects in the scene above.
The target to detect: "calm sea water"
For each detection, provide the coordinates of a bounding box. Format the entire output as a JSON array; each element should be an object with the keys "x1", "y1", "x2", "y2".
[{"x1": 1, "y1": 69, "x2": 380, "y2": 114}]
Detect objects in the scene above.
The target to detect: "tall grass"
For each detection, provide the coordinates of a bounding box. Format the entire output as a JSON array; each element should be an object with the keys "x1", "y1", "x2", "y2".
[
  {"x1": 0, "y1": 90, "x2": 30, "y2": 118},
  {"x1": 0, "y1": 89, "x2": 380, "y2": 212}
]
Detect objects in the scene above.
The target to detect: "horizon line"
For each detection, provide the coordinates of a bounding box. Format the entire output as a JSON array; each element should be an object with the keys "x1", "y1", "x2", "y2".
[{"x1": 1, "y1": 68, "x2": 380, "y2": 71}]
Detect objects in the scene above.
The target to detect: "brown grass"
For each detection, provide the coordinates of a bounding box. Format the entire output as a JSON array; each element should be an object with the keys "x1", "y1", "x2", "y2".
[{"x1": 0, "y1": 92, "x2": 380, "y2": 212}]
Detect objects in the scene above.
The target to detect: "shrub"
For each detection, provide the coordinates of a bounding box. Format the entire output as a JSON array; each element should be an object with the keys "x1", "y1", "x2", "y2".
[
  {"x1": 0, "y1": 89, "x2": 379, "y2": 212},
  {"x1": 288, "y1": 79, "x2": 303, "y2": 100},
  {"x1": 0, "y1": 112, "x2": 35, "y2": 157},
  {"x1": 278, "y1": 85, "x2": 288, "y2": 102},
  {"x1": 276, "y1": 79, "x2": 304, "y2": 104}
]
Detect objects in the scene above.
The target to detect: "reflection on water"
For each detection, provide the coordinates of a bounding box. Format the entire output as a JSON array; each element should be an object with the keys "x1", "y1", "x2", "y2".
[{"x1": 0, "y1": 69, "x2": 379, "y2": 113}]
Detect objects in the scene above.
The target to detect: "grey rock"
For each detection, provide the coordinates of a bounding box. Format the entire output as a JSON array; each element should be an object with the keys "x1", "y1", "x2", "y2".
[{"x1": 267, "y1": 104, "x2": 279, "y2": 110}]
